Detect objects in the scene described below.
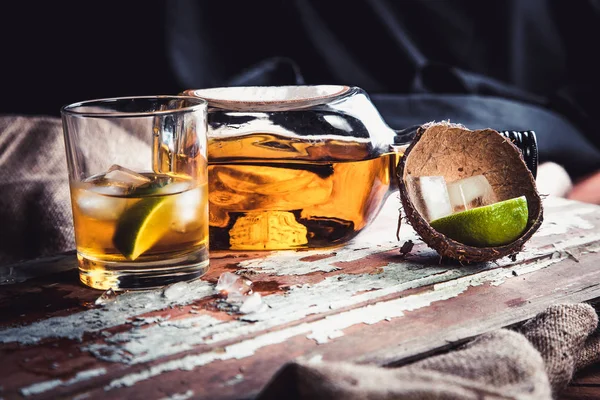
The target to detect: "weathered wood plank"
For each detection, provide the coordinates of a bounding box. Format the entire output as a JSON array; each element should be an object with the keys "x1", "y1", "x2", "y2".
[
  {"x1": 0, "y1": 251, "x2": 77, "y2": 286},
  {"x1": 0, "y1": 196, "x2": 599, "y2": 399},
  {"x1": 561, "y1": 387, "x2": 600, "y2": 400},
  {"x1": 570, "y1": 364, "x2": 600, "y2": 386},
  {"x1": 18, "y1": 248, "x2": 600, "y2": 400}
]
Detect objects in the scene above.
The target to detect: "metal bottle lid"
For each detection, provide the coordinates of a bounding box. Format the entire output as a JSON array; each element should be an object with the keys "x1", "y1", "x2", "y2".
[{"x1": 497, "y1": 130, "x2": 538, "y2": 179}]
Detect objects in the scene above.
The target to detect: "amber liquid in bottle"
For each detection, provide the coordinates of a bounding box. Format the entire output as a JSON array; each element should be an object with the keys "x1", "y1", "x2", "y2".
[{"x1": 208, "y1": 134, "x2": 401, "y2": 250}]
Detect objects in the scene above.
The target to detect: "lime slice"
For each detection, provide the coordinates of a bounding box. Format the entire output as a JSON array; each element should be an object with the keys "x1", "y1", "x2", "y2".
[
  {"x1": 429, "y1": 196, "x2": 528, "y2": 247},
  {"x1": 112, "y1": 196, "x2": 174, "y2": 260}
]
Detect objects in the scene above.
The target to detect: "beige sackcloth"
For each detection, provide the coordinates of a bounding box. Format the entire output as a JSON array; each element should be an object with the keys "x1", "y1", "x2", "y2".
[
  {"x1": 0, "y1": 115, "x2": 148, "y2": 264},
  {"x1": 257, "y1": 304, "x2": 600, "y2": 399}
]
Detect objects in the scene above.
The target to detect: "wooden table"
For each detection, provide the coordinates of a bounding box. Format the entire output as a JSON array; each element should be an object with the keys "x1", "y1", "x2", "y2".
[{"x1": 1, "y1": 195, "x2": 600, "y2": 400}]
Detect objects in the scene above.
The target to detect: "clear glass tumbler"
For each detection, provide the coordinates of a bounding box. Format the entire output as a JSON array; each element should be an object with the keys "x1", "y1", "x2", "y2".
[{"x1": 61, "y1": 96, "x2": 209, "y2": 290}]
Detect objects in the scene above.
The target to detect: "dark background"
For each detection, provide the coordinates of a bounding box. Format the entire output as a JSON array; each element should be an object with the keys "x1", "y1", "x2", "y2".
[{"x1": 1, "y1": 0, "x2": 599, "y2": 179}]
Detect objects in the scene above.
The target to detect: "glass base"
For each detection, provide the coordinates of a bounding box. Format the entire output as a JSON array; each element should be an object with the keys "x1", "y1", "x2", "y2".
[{"x1": 78, "y1": 246, "x2": 209, "y2": 291}]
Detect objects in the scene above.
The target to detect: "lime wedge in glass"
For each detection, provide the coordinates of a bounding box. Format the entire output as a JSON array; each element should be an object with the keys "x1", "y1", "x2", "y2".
[
  {"x1": 112, "y1": 196, "x2": 174, "y2": 260},
  {"x1": 429, "y1": 196, "x2": 528, "y2": 247}
]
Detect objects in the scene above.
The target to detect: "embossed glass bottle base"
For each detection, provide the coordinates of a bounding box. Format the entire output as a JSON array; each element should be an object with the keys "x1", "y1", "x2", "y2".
[
  {"x1": 77, "y1": 245, "x2": 209, "y2": 291},
  {"x1": 208, "y1": 154, "x2": 397, "y2": 250}
]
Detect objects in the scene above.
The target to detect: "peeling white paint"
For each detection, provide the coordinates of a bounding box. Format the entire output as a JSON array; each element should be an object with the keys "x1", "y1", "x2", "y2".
[
  {"x1": 0, "y1": 280, "x2": 214, "y2": 344},
  {"x1": 159, "y1": 390, "x2": 194, "y2": 400},
  {"x1": 302, "y1": 354, "x2": 323, "y2": 364},
  {"x1": 105, "y1": 244, "x2": 578, "y2": 390},
  {"x1": 536, "y1": 199, "x2": 596, "y2": 237},
  {"x1": 67, "y1": 368, "x2": 107, "y2": 382},
  {"x1": 20, "y1": 368, "x2": 106, "y2": 397},
  {"x1": 223, "y1": 374, "x2": 244, "y2": 387},
  {"x1": 84, "y1": 314, "x2": 223, "y2": 363},
  {"x1": 20, "y1": 380, "x2": 62, "y2": 397},
  {"x1": 86, "y1": 262, "x2": 481, "y2": 364},
  {"x1": 307, "y1": 329, "x2": 344, "y2": 344}
]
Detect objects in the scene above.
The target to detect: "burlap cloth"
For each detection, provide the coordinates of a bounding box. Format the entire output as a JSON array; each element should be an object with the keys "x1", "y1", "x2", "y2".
[
  {"x1": 257, "y1": 304, "x2": 600, "y2": 399},
  {"x1": 0, "y1": 116, "x2": 74, "y2": 264},
  {"x1": 2, "y1": 116, "x2": 600, "y2": 398},
  {"x1": 0, "y1": 115, "x2": 150, "y2": 264}
]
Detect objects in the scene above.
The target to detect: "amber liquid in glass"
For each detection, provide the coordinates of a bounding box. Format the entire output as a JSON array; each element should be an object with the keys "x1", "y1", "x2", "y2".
[
  {"x1": 208, "y1": 134, "x2": 400, "y2": 250},
  {"x1": 71, "y1": 173, "x2": 209, "y2": 289}
]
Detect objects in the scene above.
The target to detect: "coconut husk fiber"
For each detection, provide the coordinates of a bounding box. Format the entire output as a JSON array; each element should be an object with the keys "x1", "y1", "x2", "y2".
[{"x1": 397, "y1": 121, "x2": 543, "y2": 263}]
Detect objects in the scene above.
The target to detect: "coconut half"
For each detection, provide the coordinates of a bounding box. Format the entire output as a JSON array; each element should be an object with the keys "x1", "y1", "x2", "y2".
[{"x1": 396, "y1": 121, "x2": 543, "y2": 263}]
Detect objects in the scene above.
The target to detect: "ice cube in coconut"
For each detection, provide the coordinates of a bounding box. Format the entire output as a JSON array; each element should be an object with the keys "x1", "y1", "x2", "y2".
[
  {"x1": 447, "y1": 175, "x2": 497, "y2": 213},
  {"x1": 407, "y1": 175, "x2": 453, "y2": 222}
]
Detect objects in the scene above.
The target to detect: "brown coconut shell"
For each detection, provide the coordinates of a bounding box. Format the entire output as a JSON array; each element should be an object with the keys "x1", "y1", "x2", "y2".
[{"x1": 396, "y1": 121, "x2": 543, "y2": 263}]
